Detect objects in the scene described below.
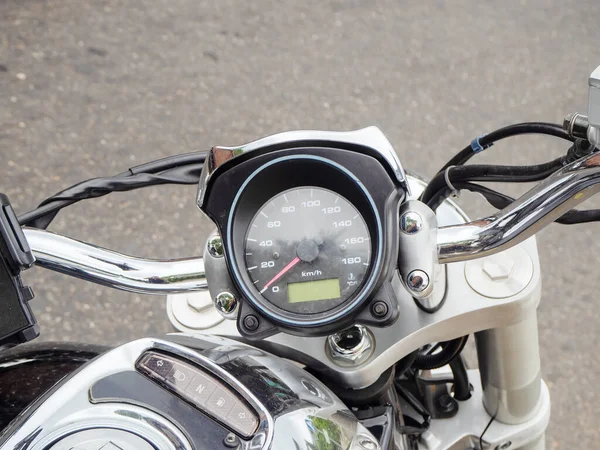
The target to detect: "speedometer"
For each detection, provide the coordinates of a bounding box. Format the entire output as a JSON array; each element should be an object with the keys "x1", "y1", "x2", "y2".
[{"x1": 244, "y1": 187, "x2": 372, "y2": 315}]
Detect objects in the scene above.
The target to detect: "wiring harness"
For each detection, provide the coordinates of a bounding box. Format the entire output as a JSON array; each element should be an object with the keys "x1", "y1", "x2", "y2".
[
  {"x1": 420, "y1": 124, "x2": 599, "y2": 225},
  {"x1": 19, "y1": 152, "x2": 207, "y2": 229}
]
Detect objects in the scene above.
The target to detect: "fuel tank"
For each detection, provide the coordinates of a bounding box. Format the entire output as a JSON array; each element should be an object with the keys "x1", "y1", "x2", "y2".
[{"x1": 0, "y1": 342, "x2": 108, "y2": 431}]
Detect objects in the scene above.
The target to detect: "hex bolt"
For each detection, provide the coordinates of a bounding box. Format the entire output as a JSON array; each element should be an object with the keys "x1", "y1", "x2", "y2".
[
  {"x1": 224, "y1": 432, "x2": 239, "y2": 448},
  {"x1": 482, "y1": 258, "x2": 514, "y2": 281},
  {"x1": 243, "y1": 315, "x2": 260, "y2": 331},
  {"x1": 207, "y1": 235, "x2": 224, "y2": 258},
  {"x1": 407, "y1": 270, "x2": 430, "y2": 293},
  {"x1": 400, "y1": 211, "x2": 423, "y2": 234},
  {"x1": 187, "y1": 293, "x2": 213, "y2": 313},
  {"x1": 371, "y1": 301, "x2": 388, "y2": 318},
  {"x1": 437, "y1": 394, "x2": 458, "y2": 414}
]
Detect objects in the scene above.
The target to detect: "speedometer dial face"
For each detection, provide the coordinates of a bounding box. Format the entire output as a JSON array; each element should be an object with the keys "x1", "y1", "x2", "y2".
[{"x1": 244, "y1": 187, "x2": 372, "y2": 315}]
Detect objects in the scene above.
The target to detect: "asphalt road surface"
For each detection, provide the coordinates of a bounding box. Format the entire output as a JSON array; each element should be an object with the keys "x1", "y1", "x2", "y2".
[{"x1": 1, "y1": 0, "x2": 599, "y2": 447}]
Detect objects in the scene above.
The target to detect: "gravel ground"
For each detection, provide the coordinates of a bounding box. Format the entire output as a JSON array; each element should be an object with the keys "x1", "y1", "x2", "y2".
[{"x1": 1, "y1": 0, "x2": 599, "y2": 447}]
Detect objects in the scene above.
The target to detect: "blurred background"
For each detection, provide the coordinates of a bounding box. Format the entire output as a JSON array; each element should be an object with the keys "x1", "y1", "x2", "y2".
[{"x1": 1, "y1": 0, "x2": 599, "y2": 448}]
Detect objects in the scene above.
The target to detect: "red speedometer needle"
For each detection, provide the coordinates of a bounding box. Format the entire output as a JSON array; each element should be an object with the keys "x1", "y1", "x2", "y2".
[{"x1": 260, "y1": 256, "x2": 300, "y2": 294}]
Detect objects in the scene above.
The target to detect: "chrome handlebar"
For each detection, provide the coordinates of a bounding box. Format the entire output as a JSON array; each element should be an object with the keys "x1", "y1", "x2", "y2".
[
  {"x1": 23, "y1": 228, "x2": 207, "y2": 295},
  {"x1": 437, "y1": 151, "x2": 600, "y2": 263},
  {"x1": 22, "y1": 151, "x2": 600, "y2": 295}
]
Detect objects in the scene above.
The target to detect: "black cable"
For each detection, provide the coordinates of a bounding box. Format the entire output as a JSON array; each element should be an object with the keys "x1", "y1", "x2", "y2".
[
  {"x1": 452, "y1": 182, "x2": 600, "y2": 225},
  {"x1": 19, "y1": 156, "x2": 206, "y2": 229},
  {"x1": 412, "y1": 335, "x2": 469, "y2": 370},
  {"x1": 419, "y1": 156, "x2": 567, "y2": 209},
  {"x1": 449, "y1": 355, "x2": 471, "y2": 401},
  {"x1": 479, "y1": 413, "x2": 497, "y2": 450},
  {"x1": 117, "y1": 151, "x2": 206, "y2": 176},
  {"x1": 439, "y1": 122, "x2": 574, "y2": 172}
]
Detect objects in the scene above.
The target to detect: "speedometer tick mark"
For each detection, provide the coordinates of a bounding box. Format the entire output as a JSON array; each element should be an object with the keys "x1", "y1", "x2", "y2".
[
  {"x1": 363, "y1": 263, "x2": 369, "y2": 266},
  {"x1": 283, "y1": 194, "x2": 288, "y2": 202},
  {"x1": 252, "y1": 224, "x2": 258, "y2": 228},
  {"x1": 334, "y1": 196, "x2": 339, "y2": 203},
  {"x1": 248, "y1": 266, "x2": 257, "y2": 271},
  {"x1": 260, "y1": 211, "x2": 269, "y2": 218},
  {"x1": 246, "y1": 252, "x2": 253, "y2": 255},
  {"x1": 253, "y1": 280, "x2": 260, "y2": 284},
  {"x1": 310, "y1": 189, "x2": 314, "y2": 197},
  {"x1": 353, "y1": 214, "x2": 359, "y2": 219},
  {"x1": 247, "y1": 238, "x2": 257, "y2": 242}
]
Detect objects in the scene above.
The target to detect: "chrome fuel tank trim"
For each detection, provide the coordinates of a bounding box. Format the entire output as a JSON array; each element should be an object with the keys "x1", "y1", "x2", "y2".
[
  {"x1": 0, "y1": 339, "x2": 194, "y2": 450},
  {"x1": 1, "y1": 335, "x2": 379, "y2": 450}
]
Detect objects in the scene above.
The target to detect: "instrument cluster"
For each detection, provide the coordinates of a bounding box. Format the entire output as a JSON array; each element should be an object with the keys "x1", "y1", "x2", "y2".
[{"x1": 198, "y1": 128, "x2": 409, "y2": 338}]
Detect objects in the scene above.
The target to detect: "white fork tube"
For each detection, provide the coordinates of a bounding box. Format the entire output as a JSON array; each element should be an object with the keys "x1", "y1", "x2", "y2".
[{"x1": 475, "y1": 313, "x2": 546, "y2": 448}]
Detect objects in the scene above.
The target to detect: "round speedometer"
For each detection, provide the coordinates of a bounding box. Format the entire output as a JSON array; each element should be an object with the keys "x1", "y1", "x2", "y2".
[{"x1": 244, "y1": 187, "x2": 372, "y2": 315}]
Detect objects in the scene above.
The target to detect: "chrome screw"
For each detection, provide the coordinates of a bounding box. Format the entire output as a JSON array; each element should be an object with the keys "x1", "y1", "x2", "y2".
[
  {"x1": 207, "y1": 235, "x2": 224, "y2": 258},
  {"x1": 214, "y1": 291, "x2": 238, "y2": 319},
  {"x1": 224, "y1": 433, "x2": 239, "y2": 448},
  {"x1": 407, "y1": 270, "x2": 430, "y2": 293},
  {"x1": 400, "y1": 211, "x2": 423, "y2": 234}
]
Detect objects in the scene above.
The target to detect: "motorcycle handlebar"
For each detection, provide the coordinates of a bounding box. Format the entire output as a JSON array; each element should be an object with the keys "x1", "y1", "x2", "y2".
[
  {"x1": 437, "y1": 151, "x2": 600, "y2": 263},
  {"x1": 23, "y1": 228, "x2": 207, "y2": 295},
  {"x1": 22, "y1": 151, "x2": 600, "y2": 294}
]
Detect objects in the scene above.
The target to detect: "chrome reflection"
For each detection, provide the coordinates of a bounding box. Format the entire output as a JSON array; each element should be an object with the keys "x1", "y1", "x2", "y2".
[
  {"x1": 24, "y1": 228, "x2": 206, "y2": 295},
  {"x1": 437, "y1": 152, "x2": 600, "y2": 263},
  {"x1": 197, "y1": 126, "x2": 410, "y2": 207}
]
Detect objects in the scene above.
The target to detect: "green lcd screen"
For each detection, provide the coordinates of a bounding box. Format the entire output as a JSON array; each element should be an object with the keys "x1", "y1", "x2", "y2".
[{"x1": 287, "y1": 278, "x2": 341, "y2": 303}]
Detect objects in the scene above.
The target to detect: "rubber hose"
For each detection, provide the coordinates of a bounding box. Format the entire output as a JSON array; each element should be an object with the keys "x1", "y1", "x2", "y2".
[
  {"x1": 449, "y1": 355, "x2": 471, "y2": 401},
  {"x1": 412, "y1": 336, "x2": 468, "y2": 371}
]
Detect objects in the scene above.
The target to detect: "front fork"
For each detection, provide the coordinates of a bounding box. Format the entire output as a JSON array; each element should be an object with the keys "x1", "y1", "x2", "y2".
[{"x1": 476, "y1": 313, "x2": 546, "y2": 450}]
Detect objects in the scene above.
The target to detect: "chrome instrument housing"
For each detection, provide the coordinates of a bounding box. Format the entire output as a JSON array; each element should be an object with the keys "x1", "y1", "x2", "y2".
[{"x1": 197, "y1": 126, "x2": 410, "y2": 208}]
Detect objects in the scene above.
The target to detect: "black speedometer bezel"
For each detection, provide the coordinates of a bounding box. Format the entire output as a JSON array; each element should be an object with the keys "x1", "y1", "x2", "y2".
[
  {"x1": 200, "y1": 144, "x2": 407, "y2": 338},
  {"x1": 227, "y1": 155, "x2": 383, "y2": 328}
]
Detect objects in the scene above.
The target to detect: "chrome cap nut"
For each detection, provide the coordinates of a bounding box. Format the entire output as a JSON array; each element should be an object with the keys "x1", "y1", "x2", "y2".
[
  {"x1": 400, "y1": 211, "x2": 423, "y2": 234},
  {"x1": 327, "y1": 325, "x2": 374, "y2": 367},
  {"x1": 207, "y1": 235, "x2": 224, "y2": 258},
  {"x1": 407, "y1": 270, "x2": 430, "y2": 293},
  {"x1": 214, "y1": 291, "x2": 238, "y2": 319}
]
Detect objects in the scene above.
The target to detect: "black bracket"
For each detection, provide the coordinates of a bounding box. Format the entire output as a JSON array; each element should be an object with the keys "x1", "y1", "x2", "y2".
[{"x1": 0, "y1": 194, "x2": 38, "y2": 349}]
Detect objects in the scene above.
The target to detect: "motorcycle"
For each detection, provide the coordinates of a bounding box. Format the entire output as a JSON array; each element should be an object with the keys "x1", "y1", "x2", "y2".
[{"x1": 2, "y1": 66, "x2": 600, "y2": 450}]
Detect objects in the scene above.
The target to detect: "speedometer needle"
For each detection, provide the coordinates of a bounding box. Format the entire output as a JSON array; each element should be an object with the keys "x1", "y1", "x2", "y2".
[{"x1": 260, "y1": 256, "x2": 300, "y2": 294}]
